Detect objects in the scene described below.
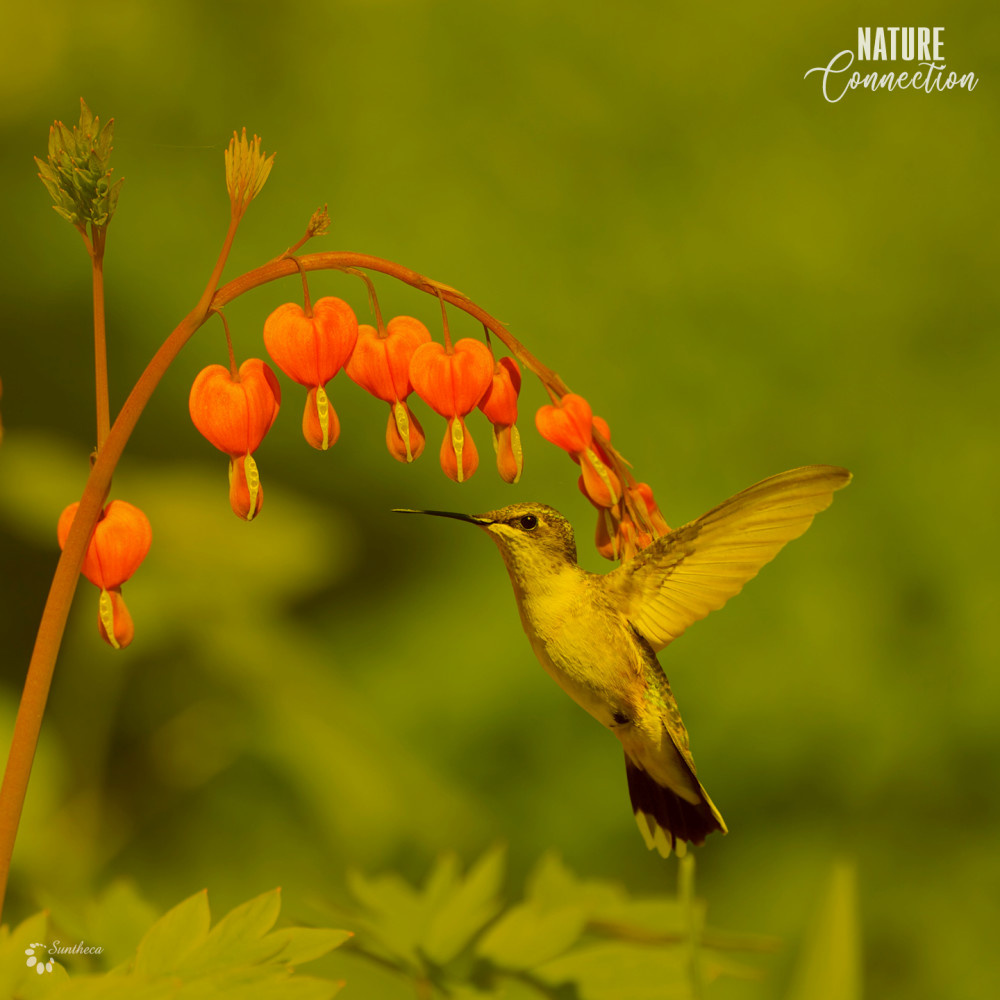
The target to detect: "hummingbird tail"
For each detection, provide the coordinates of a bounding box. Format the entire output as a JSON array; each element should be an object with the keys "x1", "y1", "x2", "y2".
[{"x1": 624, "y1": 754, "x2": 727, "y2": 858}]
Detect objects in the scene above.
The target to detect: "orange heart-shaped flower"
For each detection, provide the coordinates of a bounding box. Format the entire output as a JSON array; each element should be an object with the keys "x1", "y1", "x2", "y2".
[
  {"x1": 346, "y1": 316, "x2": 432, "y2": 403},
  {"x1": 58, "y1": 499, "x2": 153, "y2": 591},
  {"x1": 189, "y1": 359, "x2": 281, "y2": 457},
  {"x1": 263, "y1": 297, "x2": 359, "y2": 387},
  {"x1": 478, "y1": 356, "x2": 521, "y2": 427},
  {"x1": 535, "y1": 393, "x2": 594, "y2": 455},
  {"x1": 410, "y1": 338, "x2": 494, "y2": 418}
]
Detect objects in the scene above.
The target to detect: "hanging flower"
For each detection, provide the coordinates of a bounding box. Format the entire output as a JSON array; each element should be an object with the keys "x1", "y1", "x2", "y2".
[
  {"x1": 189, "y1": 358, "x2": 281, "y2": 520},
  {"x1": 536, "y1": 393, "x2": 621, "y2": 506},
  {"x1": 58, "y1": 500, "x2": 152, "y2": 649},
  {"x1": 628, "y1": 481, "x2": 671, "y2": 537},
  {"x1": 478, "y1": 356, "x2": 523, "y2": 484},
  {"x1": 587, "y1": 480, "x2": 671, "y2": 561},
  {"x1": 345, "y1": 315, "x2": 431, "y2": 462},
  {"x1": 263, "y1": 296, "x2": 358, "y2": 450},
  {"x1": 409, "y1": 338, "x2": 494, "y2": 482}
]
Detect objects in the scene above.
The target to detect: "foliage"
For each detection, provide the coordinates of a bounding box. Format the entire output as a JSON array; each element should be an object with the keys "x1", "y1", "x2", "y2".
[
  {"x1": 340, "y1": 847, "x2": 779, "y2": 999},
  {"x1": 0, "y1": 886, "x2": 349, "y2": 999}
]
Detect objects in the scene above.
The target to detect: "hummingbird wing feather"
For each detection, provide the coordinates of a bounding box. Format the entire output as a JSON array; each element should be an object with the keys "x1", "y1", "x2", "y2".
[{"x1": 607, "y1": 465, "x2": 851, "y2": 652}]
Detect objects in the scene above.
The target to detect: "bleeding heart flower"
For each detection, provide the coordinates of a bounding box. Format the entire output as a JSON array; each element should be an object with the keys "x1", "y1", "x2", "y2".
[
  {"x1": 537, "y1": 393, "x2": 620, "y2": 506},
  {"x1": 410, "y1": 338, "x2": 494, "y2": 482},
  {"x1": 346, "y1": 316, "x2": 432, "y2": 463},
  {"x1": 479, "y1": 356, "x2": 523, "y2": 483},
  {"x1": 263, "y1": 297, "x2": 358, "y2": 451},
  {"x1": 189, "y1": 359, "x2": 280, "y2": 519},
  {"x1": 58, "y1": 499, "x2": 152, "y2": 649}
]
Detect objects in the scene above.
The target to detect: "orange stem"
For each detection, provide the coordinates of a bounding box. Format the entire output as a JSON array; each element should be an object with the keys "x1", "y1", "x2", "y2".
[
  {"x1": 0, "y1": 242, "x2": 628, "y2": 921},
  {"x1": 91, "y1": 225, "x2": 110, "y2": 451},
  {"x1": 0, "y1": 213, "x2": 242, "y2": 920}
]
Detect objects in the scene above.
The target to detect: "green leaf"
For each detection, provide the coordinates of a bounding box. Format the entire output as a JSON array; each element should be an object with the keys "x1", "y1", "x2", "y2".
[
  {"x1": 346, "y1": 868, "x2": 426, "y2": 963},
  {"x1": 786, "y1": 860, "x2": 861, "y2": 1000},
  {"x1": 262, "y1": 927, "x2": 353, "y2": 965},
  {"x1": 536, "y1": 941, "x2": 692, "y2": 1000},
  {"x1": 173, "y1": 889, "x2": 281, "y2": 975},
  {"x1": 133, "y1": 889, "x2": 211, "y2": 977},
  {"x1": 170, "y1": 966, "x2": 342, "y2": 1000},
  {"x1": 421, "y1": 844, "x2": 506, "y2": 964},
  {"x1": 526, "y1": 852, "x2": 623, "y2": 913},
  {"x1": 84, "y1": 880, "x2": 162, "y2": 967},
  {"x1": 0, "y1": 911, "x2": 60, "y2": 996},
  {"x1": 42, "y1": 976, "x2": 175, "y2": 1000},
  {"x1": 477, "y1": 900, "x2": 587, "y2": 969}
]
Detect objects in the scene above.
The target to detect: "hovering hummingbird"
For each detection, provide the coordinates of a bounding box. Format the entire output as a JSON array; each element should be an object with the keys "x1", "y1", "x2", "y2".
[{"x1": 396, "y1": 464, "x2": 851, "y2": 858}]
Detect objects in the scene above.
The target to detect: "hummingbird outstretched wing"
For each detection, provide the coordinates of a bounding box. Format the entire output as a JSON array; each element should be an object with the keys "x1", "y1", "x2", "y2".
[{"x1": 606, "y1": 465, "x2": 851, "y2": 652}]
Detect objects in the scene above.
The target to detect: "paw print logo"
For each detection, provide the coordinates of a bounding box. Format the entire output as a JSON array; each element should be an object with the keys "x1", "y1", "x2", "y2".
[{"x1": 24, "y1": 942, "x2": 54, "y2": 975}]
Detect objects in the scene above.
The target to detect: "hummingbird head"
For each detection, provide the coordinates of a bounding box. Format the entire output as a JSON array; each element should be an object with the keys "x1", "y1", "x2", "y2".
[{"x1": 393, "y1": 502, "x2": 578, "y2": 582}]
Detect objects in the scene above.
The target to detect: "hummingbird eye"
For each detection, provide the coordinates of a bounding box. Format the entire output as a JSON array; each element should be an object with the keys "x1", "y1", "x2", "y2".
[{"x1": 518, "y1": 514, "x2": 539, "y2": 530}]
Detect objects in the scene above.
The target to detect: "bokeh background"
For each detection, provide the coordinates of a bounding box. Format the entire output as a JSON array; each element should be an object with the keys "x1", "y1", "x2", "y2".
[{"x1": 1, "y1": 1, "x2": 997, "y2": 997}]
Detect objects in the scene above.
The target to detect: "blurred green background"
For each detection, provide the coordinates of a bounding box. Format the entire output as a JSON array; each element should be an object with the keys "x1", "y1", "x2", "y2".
[{"x1": 1, "y1": 1, "x2": 997, "y2": 997}]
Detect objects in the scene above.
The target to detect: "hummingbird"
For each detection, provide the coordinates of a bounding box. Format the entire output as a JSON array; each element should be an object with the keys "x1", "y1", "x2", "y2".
[{"x1": 396, "y1": 464, "x2": 851, "y2": 858}]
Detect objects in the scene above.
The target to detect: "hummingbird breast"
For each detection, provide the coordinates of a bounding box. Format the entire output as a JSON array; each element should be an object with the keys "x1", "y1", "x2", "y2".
[{"x1": 512, "y1": 565, "x2": 646, "y2": 730}]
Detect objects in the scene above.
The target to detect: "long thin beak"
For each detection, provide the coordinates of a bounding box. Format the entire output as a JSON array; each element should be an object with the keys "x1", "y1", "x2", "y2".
[{"x1": 392, "y1": 508, "x2": 490, "y2": 525}]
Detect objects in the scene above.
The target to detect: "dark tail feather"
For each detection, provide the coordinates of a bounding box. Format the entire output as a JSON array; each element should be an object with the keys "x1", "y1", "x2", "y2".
[{"x1": 624, "y1": 754, "x2": 727, "y2": 858}]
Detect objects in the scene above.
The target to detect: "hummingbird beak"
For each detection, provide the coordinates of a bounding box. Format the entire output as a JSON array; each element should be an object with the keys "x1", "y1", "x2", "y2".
[{"x1": 392, "y1": 508, "x2": 491, "y2": 525}]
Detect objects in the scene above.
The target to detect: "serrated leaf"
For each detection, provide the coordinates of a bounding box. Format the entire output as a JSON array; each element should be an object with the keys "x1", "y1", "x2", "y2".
[
  {"x1": 347, "y1": 868, "x2": 418, "y2": 918},
  {"x1": 345, "y1": 868, "x2": 429, "y2": 964},
  {"x1": 173, "y1": 888, "x2": 281, "y2": 975},
  {"x1": 536, "y1": 941, "x2": 692, "y2": 1000},
  {"x1": 477, "y1": 900, "x2": 587, "y2": 969},
  {"x1": 134, "y1": 888, "x2": 210, "y2": 977},
  {"x1": 422, "y1": 844, "x2": 506, "y2": 965},
  {"x1": 262, "y1": 927, "x2": 353, "y2": 965},
  {"x1": 421, "y1": 851, "x2": 462, "y2": 912}
]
